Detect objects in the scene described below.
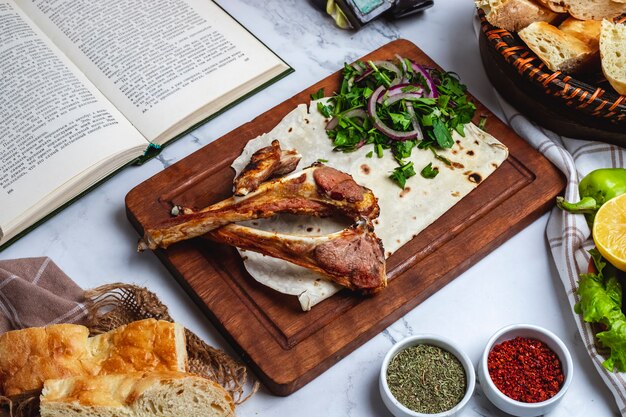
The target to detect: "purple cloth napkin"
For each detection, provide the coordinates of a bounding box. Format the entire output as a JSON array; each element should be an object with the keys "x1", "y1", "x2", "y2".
[{"x1": 0, "y1": 257, "x2": 87, "y2": 334}]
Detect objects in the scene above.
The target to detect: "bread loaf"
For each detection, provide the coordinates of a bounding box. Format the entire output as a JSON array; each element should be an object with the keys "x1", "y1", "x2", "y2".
[
  {"x1": 562, "y1": 0, "x2": 626, "y2": 20},
  {"x1": 518, "y1": 21, "x2": 596, "y2": 72},
  {"x1": 600, "y1": 20, "x2": 626, "y2": 95},
  {"x1": 0, "y1": 319, "x2": 186, "y2": 396},
  {"x1": 87, "y1": 319, "x2": 187, "y2": 375},
  {"x1": 0, "y1": 324, "x2": 90, "y2": 397},
  {"x1": 476, "y1": 0, "x2": 560, "y2": 32},
  {"x1": 559, "y1": 17, "x2": 602, "y2": 49},
  {"x1": 535, "y1": 0, "x2": 568, "y2": 13},
  {"x1": 40, "y1": 372, "x2": 235, "y2": 417}
]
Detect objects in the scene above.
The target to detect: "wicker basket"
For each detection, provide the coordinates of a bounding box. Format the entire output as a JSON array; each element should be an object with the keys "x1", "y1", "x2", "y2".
[{"x1": 478, "y1": 9, "x2": 626, "y2": 145}]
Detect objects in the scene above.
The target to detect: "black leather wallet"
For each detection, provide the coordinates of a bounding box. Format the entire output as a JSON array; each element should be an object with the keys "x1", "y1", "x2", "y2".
[{"x1": 313, "y1": 0, "x2": 434, "y2": 29}]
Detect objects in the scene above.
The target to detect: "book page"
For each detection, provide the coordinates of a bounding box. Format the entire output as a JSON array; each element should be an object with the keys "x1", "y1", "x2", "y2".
[
  {"x1": 0, "y1": 1, "x2": 147, "y2": 240},
  {"x1": 16, "y1": 0, "x2": 288, "y2": 143}
]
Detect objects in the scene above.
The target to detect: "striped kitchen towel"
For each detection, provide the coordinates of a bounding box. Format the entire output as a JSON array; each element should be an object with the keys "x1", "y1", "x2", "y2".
[
  {"x1": 497, "y1": 96, "x2": 626, "y2": 414},
  {"x1": 0, "y1": 257, "x2": 87, "y2": 334}
]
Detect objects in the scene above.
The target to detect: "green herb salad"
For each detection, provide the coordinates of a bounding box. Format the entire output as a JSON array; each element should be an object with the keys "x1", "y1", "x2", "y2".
[{"x1": 312, "y1": 56, "x2": 477, "y2": 188}]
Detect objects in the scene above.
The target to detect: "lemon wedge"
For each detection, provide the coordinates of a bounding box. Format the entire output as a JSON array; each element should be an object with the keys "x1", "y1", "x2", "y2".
[{"x1": 593, "y1": 193, "x2": 626, "y2": 272}]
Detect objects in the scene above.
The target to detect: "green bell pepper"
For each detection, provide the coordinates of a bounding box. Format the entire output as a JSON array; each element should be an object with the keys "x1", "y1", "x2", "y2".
[{"x1": 557, "y1": 168, "x2": 626, "y2": 224}]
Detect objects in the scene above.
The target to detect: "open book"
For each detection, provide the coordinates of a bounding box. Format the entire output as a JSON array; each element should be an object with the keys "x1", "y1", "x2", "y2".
[{"x1": 0, "y1": 0, "x2": 291, "y2": 248}]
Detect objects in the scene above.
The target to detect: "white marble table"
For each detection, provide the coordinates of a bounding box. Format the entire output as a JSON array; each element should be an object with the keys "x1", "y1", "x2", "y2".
[{"x1": 0, "y1": 0, "x2": 618, "y2": 415}]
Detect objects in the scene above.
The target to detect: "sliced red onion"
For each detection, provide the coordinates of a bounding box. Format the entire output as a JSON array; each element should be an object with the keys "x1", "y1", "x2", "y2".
[
  {"x1": 373, "y1": 60, "x2": 402, "y2": 86},
  {"x1": 406, "y1": 102, "x2": 424, "y2": 141},
  {"x1": 326, "y1": 118, "x2": 338, "y2": 130},
  {"x1": 343, "y1": 108, "x2": 368, "y2": 119},
  {"x1": 410, "y1": 61, "x2": 439, "y2": 98},
  {"x1": 351, "y1": 62, "x2": 365, "y2": 75},
  {"x1": 383, "y1": 93, "x2": 425, "y2": 106},
  {"x1": 395, "y1": 56, "x2": 412, "y2": 84},
  {"x1": 325, "y1": 108, "x2": 368, "y2": 130},
  {"x1": 355, "y1": 68, "x2": 373, "y2": 83},
  {"x1": 372, "y1": 60, "x2": 401, "y2": 80},
  {"x1": 395, "y1": 54, "x2": 408, "y2": 75},
  {"x1": 377, "y1": 83, "x2": 424, "y2": 103},
  {"x1": 347, "y1": 75, "x2": 355, "y2": 90},
  {"x1": 356, "y1": 60, "x2": 403, "y2": 85},
  {"x1": 367, "y1": 85, "x2": 420, "y2": 141}
]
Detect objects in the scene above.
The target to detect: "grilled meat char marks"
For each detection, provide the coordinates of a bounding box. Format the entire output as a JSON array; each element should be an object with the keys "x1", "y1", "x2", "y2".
[
  {"x1": 313, "y1": 165, "x2": 365, "y2": 203},
  {"x1": 207, "y1": 220, "x2": 386, "y2": 292},
  {"x1": 234, "y1": 140, "x2": 282, "y2": 196},
  {"x1": 312, "y1": 165, "x2": 379, "y2": 220},
  {"x1": 233, "y1": 140, "x2": 301, "y2": 196},
  {"x1": 142, "y1": 152, "x2": 388, "y2": 293},
  {"x1": 312, "y1": 223, "x2": 386, "y2": 292},
  {"x1": 273, "y1": 148, "x2": 301, "y2": 176},
  {"x1": 142, "y1": 165, "x2": 380, "y2": 250}
]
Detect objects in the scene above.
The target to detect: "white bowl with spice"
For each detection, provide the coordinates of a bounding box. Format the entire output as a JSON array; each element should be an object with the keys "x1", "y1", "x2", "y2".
[
  {"x1": 478, "y1": 324, "x2": 573, "y2": 417},
  {"x1": 379, "y1": 334, "x2": 476, "y2": 417}
]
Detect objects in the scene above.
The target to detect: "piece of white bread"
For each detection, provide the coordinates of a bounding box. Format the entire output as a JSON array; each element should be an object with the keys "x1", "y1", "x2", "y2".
[
  {"x1": 600, "y1": 20, "x2": 626, "y2": 95},
  {"x1": 559, "y1": 17, "x2": 602, "y2": 49},
  {"x1": 562, "y1": 0, "x2": 626, "y2": 20},
  {"x1": 519, "y1": 21, "x2": 596, "y2": 73},
  {"x1": 536, "y1": 0, "x2": 568, "y2": 13},
  {"x1": 476, "y1": 0, "x2": 560, "y2": 32},
  {"x1": 0, "y1": 319, "x2": 187, "y2": 396},
  {"x1": 40, "y1": 372, "x2": 235, "y2": 417}
]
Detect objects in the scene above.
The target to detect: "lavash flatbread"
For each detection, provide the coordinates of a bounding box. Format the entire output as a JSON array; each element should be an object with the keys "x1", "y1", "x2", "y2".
[{"x1": 231, "y1": 100, "x2": 508, "y2": 310}]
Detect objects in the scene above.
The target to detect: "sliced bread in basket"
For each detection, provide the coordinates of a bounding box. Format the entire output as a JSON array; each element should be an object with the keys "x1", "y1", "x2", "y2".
[
  {"x1": 600, "y1": 19, "x2": 626, "y2": 95},
  {"x1": 475, "y1": 0, "x2": 560, "y2": 32},
  {"x1": 563, "y1": 0, "x2": 626, "y2": 20},
  {"x1": 518, "y1": 21, "x2": 597, "y2": 72}
]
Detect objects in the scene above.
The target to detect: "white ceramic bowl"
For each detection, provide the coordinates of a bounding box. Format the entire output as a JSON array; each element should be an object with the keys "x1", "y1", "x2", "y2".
[
  {"x1": 478, "y1": 324, "x2": 573, "y2": 417},
  {"x1": 379, "y1": 334, "x2": 476, "y2": 417}
]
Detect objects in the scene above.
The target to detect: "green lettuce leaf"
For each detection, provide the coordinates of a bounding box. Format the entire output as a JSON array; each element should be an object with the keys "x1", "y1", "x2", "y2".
[
  {"x1": 597, "y1": 319, "x2": 626, "y2": 372},
  {"x1": 575, "y1": 249, "x2": 626, "y2": 372}
]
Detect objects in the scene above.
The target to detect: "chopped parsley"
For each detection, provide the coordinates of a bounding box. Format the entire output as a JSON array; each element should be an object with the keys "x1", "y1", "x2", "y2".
[
  {"x1": 310, "y1": 88, "x2": 325, "y2": 100},
  {"x1": 390, "y1": 161, "x2": 416, "y2": 189},
  {"x1": 420, "y1": 163, "x2": 439, "y2": 179},
  {"x1": 478, "y1": 114, "x2": 488, "y2": 131}
]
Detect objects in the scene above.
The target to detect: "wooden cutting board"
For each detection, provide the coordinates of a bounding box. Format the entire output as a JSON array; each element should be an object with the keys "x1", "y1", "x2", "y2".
[{"x1": 126, "y1": 39, "x2": 565, "y2": 396}]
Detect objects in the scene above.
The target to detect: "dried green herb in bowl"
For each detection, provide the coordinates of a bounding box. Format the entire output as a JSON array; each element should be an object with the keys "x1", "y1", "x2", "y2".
[
  {"x1": 387, "y1": 344, "x2": 466, "y2": 413},
  {"x1": 379, "y1": 335, "x2": 475, "y2": 417}
]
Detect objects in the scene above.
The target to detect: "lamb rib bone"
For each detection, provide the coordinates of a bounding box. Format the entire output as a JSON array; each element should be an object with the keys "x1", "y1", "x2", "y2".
[
  {"x1": 206, "y1": 218, "x2": 387, "y2": 293},
  {"x1": 233, "y1": 140, "x2": 301, "y2": 196},
  {"x1": 141, "y1": 164, "x2": 380, "y2": 250}
]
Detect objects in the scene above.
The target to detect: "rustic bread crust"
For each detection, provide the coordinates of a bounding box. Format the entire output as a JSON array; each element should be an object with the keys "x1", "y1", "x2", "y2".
[
  {"x1": 562, "y1": 0, "x2": 626, "y2": 20},
  {"x1": 87, "y1": 319, "x2": 186, "y2": 375},
  {"x1": 536, "y1": 0, "x2": 568, "y2": 13},
  {"x1": 0, "y1": 319, "x2": 186, "y2": 396},
  {"x1": 600, "y1": 19, "x2": 626, "y2": 95},
  {"x1": 519, "y1": 21, "x2": 596, "y2": 73},
  {"x1": 559, "y1": 17, "x2": 602, "y2": 49},
  {"x1": 476, "y1": 0, "x2": 560, "y2": 32},
  {"x1": 40, "y1": 372, "x2": 235, "y2": 417},
  {"x1": 0, "y1": 324, "x2": 90, "y2": 396}
]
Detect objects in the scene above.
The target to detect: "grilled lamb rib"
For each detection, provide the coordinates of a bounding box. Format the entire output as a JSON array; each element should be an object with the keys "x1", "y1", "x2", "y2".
[
  {"x1": 233, "y1": 140, "x2": 301, "y2": 196},
  {"x1": 142, "y1": 164, "x2": 379, "y2": 250},
  {"x1": 207, "y1": 219, "x2": 387, "y2": 292}
]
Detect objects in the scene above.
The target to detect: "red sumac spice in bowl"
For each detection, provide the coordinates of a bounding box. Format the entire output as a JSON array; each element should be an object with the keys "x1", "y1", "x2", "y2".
[{"x1": 478, "y1": 324, "x2": 573, "y2": 417}]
